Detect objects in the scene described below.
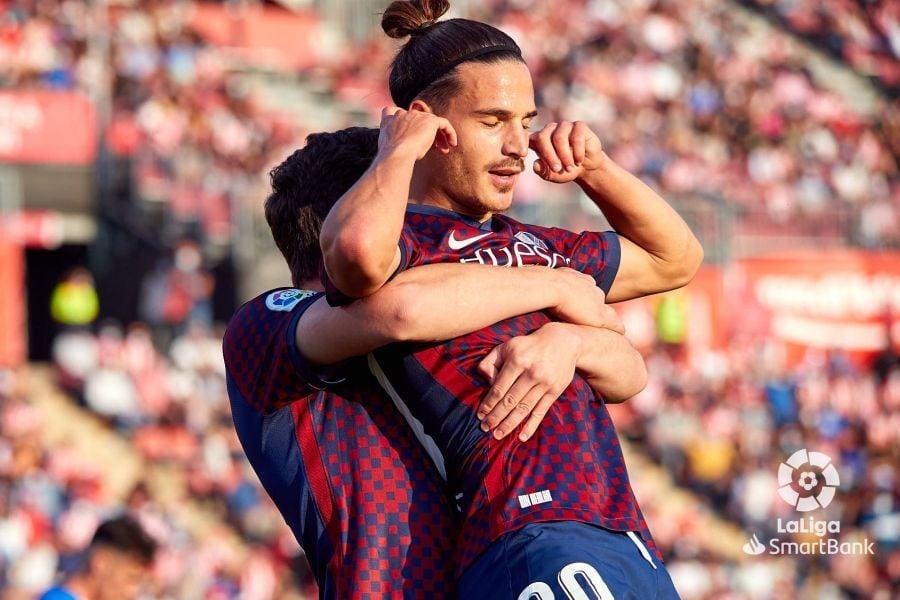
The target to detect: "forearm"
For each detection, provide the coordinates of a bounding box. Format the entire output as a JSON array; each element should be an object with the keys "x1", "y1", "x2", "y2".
[
  {"x1": 578, "y1": 153, "x2": 703, "y2": 300},
  {"x1": 557, "y1": 322, "x2": 648, "y2": 402},
  {"x1": 382, "y1": 264, "x2": 569, "y2": 343},
  {"x1": 319, "y1": 149, "x2": 415, "y2": 298},
  {"x1": 578, "y1": 152, "x2": 693, "y2": 262},
  {"x1": 298, "y1": 265, "x2": 566, "y2": 365}
]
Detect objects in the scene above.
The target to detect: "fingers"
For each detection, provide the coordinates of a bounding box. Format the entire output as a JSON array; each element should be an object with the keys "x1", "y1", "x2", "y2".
[
  {"x1": 382, "y1": 106, "x2": 403, "y2": 119},
  {"x1": 550, "y1": 121, "x2": 575, "y2": 171},
  {"x1": 533, "y1": 158, "x2": 551, "y2": 178},
  {"x1": 436, "y1": 117, "x2": 458, "y2": 147},
  {"x1": 571, "y1": 121, "x2": 589, "y2": 166},
  {"x1": 517, "y1": 392, "x2": 557, "y2": 442},
  {"x1": 491, "y1": 384, "x2": 548, "y2": 440},
  {"x1": 477, "y1": 350, "x2": 519, "y2": 423},
  {"x1": 530, "y1": 121, "x2": 593, "y2": 178},
  {"x1": 482, "y1": 375, "x2": 540, "y2": 438},
  {"x1": 477, "y1": 347, "x2": 501, "y2": 383},
  {"x1": 530, "y1": 123, "x2": 563, "y2": 174}
]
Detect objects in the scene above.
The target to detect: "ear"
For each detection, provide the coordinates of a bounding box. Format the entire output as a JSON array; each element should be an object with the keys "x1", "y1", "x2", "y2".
[{"x1": 408, "y1": 99, "x2": 434, "y2": 114}]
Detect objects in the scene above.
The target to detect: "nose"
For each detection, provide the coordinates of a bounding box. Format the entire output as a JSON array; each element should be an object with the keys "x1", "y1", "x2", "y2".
[{"x1": 502, "y1": 123, "x2": 529, "y2": 159}]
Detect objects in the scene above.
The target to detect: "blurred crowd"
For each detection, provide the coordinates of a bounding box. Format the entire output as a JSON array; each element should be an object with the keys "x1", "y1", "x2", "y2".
[
  {"x1": 3, "y1": 0, "x2": 896, "y2": 254},
  {"x1": 324, "y1": 0, "x2": 899, "y2": 247},
  {"x1": 472, "y1": 0, "x2": 898, "y2": 246},
  {"x1": 740, "y1": 0, "x2": 900, "y2": 94},
  {"x1": 0, "y1": 0, "x2": 291, "y2": 250},
  {"x1": 0, "y1": 323, "x2": 313, "y2": 599},
  {"x1": 618, "y1": 334, "x2": 899, "y2": 598}
]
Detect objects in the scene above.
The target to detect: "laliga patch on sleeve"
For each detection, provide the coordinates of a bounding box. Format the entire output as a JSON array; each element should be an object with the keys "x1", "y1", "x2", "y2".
[{"x1": 265, "y1": 289, "x2": 315, "y2": 312}]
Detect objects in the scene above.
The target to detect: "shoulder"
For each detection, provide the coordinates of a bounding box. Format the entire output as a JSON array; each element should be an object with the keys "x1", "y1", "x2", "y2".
[
  {"x1": 223, "y1": 288, "x2": 321, "y2": 355},
  {"x1": 227, "y1": 288, "x2": 320, "y2": 328}
]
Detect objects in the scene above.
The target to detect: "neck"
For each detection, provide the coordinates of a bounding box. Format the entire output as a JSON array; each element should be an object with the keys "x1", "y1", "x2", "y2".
[
  {"x1": 409, "y1": 172, "x2": 491, "y2": 223},
  {"x1": 297, "y1": 279, "x2": 324, "y2": 292}
]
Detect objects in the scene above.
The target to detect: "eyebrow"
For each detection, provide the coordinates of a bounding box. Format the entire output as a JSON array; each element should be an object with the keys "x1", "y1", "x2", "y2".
[{"x1": 473, "y1": 109, "x2": 539, "y2": 120}]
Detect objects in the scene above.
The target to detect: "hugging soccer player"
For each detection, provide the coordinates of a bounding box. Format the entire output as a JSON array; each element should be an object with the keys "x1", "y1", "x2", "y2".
[{"x1": 318, "y1": 0, "x2": 702, "y2": 597}]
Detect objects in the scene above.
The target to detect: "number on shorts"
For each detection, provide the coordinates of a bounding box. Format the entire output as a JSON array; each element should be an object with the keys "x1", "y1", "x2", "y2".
[{"x1": 517, "y1": 562, "x2": 614, "y2": 600}]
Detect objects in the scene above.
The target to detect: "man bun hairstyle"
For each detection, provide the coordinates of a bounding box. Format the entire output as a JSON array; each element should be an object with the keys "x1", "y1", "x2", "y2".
[
  {"x1": 382, "y1": 0, "x2": 449, "y2": 39},
  {"x1": 381, "y1": 0, "x2": 524, "y2": 111}
]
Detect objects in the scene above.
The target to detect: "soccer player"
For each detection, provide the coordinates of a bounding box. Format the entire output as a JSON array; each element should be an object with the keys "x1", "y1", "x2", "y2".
[
  {"x1": 224, "y1": 128, "x2": 649, "y2": 598},
  {"x1": 318, "y1": 1, "x2": 704, "y2": 597},
  {"x1": 39, "y1": 516, "x2": 156, "y2": 600}
]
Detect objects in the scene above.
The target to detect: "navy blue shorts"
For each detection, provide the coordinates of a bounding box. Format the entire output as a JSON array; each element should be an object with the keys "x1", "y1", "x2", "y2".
[{"x1": 458, "y1": 522, "x2": 681, "y2": 599}]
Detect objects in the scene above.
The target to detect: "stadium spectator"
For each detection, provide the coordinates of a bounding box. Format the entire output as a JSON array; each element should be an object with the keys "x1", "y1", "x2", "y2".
[{"x1": 38, "y1": 515, "x2": 156, "y2": 600}]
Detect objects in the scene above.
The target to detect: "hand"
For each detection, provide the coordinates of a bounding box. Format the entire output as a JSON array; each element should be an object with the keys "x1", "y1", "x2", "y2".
[
  {"x1": 378, "y1": 106, "x2": 458, "y2": 161},
  {"x1": 476, "y1": 322, "x2": 583, "y2": 442},
  {"x1": 550, "y1": 268, "x2": 625, "y2": 334},
  {"x1": 529, "y1": 121, "x2": 604, "y2": 183}
]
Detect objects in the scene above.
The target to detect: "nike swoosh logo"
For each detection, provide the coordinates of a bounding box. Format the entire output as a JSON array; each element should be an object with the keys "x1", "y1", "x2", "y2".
[{"x1": 448, "y1": 231, "x2": 492, "y2": 250}]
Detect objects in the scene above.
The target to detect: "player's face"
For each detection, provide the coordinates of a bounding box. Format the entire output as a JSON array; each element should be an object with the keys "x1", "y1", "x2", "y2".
[
  {"x1": 93, "y1": 550, "x2": 150, "y2": 600},
  {"x1": 428, "y1": 60, "x2": 537, "y2": 219}
]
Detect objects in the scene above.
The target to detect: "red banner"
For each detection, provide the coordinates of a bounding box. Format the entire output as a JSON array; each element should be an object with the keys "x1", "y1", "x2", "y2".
[
  {"x1": 0, "y1": 91, "x2": 97, "y2": 165},
  {"x1": 615, "y1": 251, "x2": 900, "y2": 366},
  {"x1": 190, "y1": 3, "x2": 321, "y2": 71},
  {"x1": 730, "y1": 250, "x2": 900, "y2": 361}
]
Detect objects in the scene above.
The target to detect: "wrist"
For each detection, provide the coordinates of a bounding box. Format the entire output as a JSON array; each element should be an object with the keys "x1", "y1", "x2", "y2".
[
  {"x1": 541, "y1": 321, "x2": 587, "y2": 357},
  {"x1": 575, "y1": 151, "x2": 614, "y2": 191},
  {"x1": 547, "y1": 269, "x2": 573, "y2": 311},
  {"x1": 376, "y1": 142, "x2": 421, "y2": 168}
]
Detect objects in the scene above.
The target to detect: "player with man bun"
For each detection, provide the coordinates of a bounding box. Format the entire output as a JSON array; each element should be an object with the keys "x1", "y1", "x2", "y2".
[{"x1": 320, "y1": 0, "x2": 701, "y2": 596}]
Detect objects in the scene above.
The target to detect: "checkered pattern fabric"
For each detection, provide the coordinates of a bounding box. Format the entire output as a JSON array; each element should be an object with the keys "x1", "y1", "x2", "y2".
[
  {"x1": 224, "y1": 290, "x2": 458, "y2": 598},
  {"x1": 365, "y1": 208, "x2": 660, "y2": 575}
]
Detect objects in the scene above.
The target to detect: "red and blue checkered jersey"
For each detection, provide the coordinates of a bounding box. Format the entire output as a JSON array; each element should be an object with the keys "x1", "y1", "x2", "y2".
[
  {"x1": 223, "y1": 288, "x2": 458, "y2": 599},
  {"x1": 327, "y1": 204, "x2": 659, "y2": 575}
]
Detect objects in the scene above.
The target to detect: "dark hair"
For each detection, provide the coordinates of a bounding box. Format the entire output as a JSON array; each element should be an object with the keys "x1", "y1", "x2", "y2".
[
  {"x1": 265, "y1": 127, "x2": 380, "y2": 286},
  {"x1": 90, "y1": 516, "x2": 156, "y2": 565},
  {"x1": 382, "y1": 0, "x2": 524, "y2": 110}
]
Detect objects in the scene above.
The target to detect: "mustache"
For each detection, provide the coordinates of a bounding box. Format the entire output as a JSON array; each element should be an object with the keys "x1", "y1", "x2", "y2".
[{"x1": 486, "y1": 160, "x2": 525, "y2": 172}]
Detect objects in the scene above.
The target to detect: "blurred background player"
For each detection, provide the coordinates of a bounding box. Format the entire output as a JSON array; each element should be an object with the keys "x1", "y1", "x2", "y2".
[
  {"x1": 38, "y1": 515, "x2": 156, "y2": 600},
  {"x1": 224, "y1": 127, "x2": 644, "y2": 597}
]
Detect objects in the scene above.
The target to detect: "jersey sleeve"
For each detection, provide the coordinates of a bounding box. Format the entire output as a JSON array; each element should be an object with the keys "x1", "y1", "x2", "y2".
[
  {"x1": 544, "y1": 228, "x2": 621, "y2": 294},
  {"x1": 223, "y1": 289, "x2": 347, "y2": 413},
  {"x1": 320, "y1": 227, "x2": 420, "y2": 306}
]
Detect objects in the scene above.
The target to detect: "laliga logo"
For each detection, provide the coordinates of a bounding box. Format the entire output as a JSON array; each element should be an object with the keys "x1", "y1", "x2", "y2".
[
  {"x1": 265, "y1": 289, "x2": 314, "y2": 312},
  {"x1": 742, "y1": 534, "x2": 766, "y2": 556},
  {"x1": 742, "y1": 449, "x2": 870, "y2": 557},
  {"x1": 777, "y1": 448, "x2": 840, "y2": 512}
]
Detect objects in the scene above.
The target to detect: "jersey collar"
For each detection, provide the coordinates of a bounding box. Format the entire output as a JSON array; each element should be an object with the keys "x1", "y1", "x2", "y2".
[{"x1": 405, "y1": 203, "x2": 494, "y2": 231}]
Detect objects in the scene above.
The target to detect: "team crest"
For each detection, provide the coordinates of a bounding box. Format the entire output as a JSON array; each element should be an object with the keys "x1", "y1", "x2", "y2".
[
  {"x1": 265, "y1": 288, "x2": 315, "y2": 312},
  {"x1": 514, "y1": 231, "x2": 549, "y2": 251}
]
